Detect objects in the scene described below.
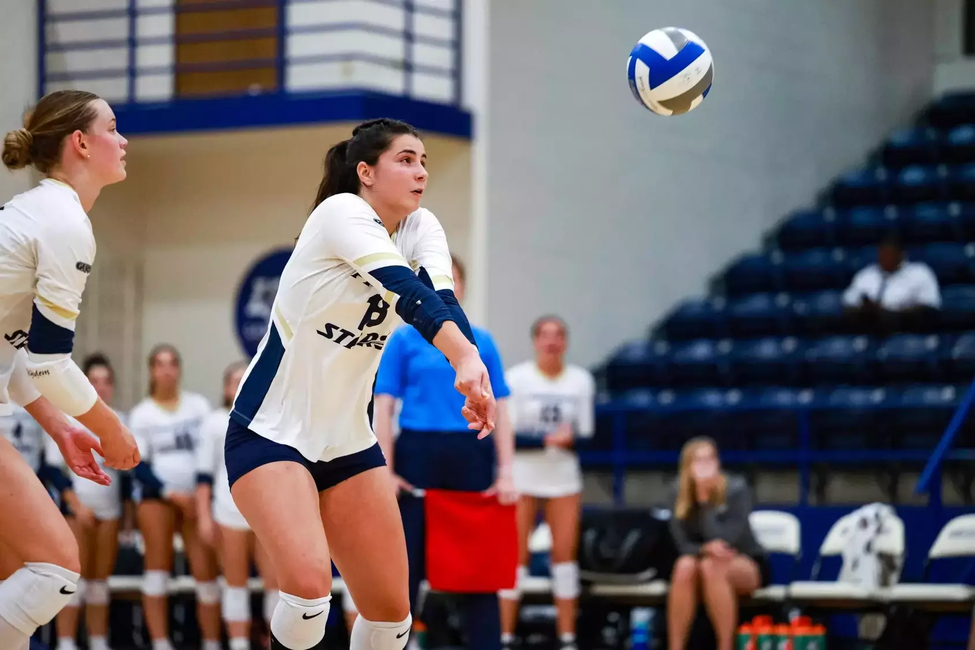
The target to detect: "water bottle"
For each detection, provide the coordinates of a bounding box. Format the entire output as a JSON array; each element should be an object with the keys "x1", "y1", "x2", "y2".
[{"x1": 629, "y1": 607, "x2": 653, "y2": 650}]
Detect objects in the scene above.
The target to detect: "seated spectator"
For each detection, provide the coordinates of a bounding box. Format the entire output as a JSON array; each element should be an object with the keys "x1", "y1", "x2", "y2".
[
  {"x1": 843, "y1": 235, "x2": 940, "y2": 334},
  {"x1": 666, "y1": 437, "x2": 769, "y2": 650}
]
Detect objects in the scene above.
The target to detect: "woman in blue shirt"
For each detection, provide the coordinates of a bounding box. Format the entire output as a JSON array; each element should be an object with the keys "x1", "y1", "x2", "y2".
[{"x1": 374, "y1": 256, "x2": 516, "y2": 650}]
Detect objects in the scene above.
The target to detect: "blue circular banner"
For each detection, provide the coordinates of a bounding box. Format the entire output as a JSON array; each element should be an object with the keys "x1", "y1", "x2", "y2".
[{"x1": 234, "y1": 248, "x2": 293, "y2": 358}]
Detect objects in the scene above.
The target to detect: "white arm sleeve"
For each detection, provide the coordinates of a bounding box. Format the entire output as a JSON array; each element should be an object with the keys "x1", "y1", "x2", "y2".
[
  {"x1": 25, "y1": 354, "x2": 97, "y2": 417},
  {"x1": 576, "y1": 371, "x2": 596, "y2": 439},
  {"x1": 8, "y1": 349, "x2": 41, "y2": 407}
]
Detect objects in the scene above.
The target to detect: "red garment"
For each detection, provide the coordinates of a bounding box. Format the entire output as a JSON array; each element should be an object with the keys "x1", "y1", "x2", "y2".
[{"x1": 424, "y1": 489, "x2": 518, "y2": 593}]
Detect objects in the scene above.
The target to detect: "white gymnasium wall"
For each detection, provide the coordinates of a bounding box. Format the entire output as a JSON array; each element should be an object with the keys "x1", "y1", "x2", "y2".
[
  {"x1": 91, "y1": 125, "x2": 471, "y2": 406},
  {"x1": 933, "y1": 0, "x2": 975, "y2": 93},
  {"x1": 0, "y1": 2, "x2": 38, "y2": 200},
  {"x1": 486, "y1": 0, "x2": 937, "y2": 368}
]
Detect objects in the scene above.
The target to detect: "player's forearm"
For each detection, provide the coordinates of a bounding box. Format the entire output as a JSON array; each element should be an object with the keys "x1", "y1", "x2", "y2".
[
  {"x1": 432, "y1": 322, "x2": 480, "y2": 368},
  {"x1": 493, "y1": 399, "x2": 515, "y2": 475},
  {"x1": 74, "y1": 399, "x2": 124, "y2": 441},
  {"x1": 23, "y1": 395, "x2": 72, "y2": 441},
  {"x1": 373, "y1": 395, "x2": 398, "y2": 472}
]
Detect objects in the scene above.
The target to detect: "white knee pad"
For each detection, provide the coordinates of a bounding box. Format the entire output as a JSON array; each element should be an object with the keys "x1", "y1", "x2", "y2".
[
  {"x1": 196, "y1": 580, "x2": 221, "y2": 605},
  {"x1": 222, "y1": 586, "x2": 251, "y2": 623},
  {"x1": 349, "y1": 614, "x2": 412, "y2": 650},
  {"x1": 499, "y1": 565, "x2": 528, "y2": 601},
  {"x1": 85, "y1": 580, "x2": 110, "y2": 606},
  {"x1": 142, "y1": 570, "x2": 169, "y2": 597},
  {"x1": 66, "y1": 579, "x2": 86, "y2": 607},
  {"x1": 270, "y1": 592, "x2": 331, "y2": 650},
  {"x1": 0, "y1": 562, "x2": 80, "y2": 635},
  {"x1": 263, "y1": 589, "x2": 279, "y2": 624},
  {"x1": 551, "y1": 562, "x2": 579, "y2": 600}
]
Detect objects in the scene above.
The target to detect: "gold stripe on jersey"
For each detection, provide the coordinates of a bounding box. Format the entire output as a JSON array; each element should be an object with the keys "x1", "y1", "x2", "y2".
[
  {"x1": 353, "y1": 252, "x2": 408, "y2": 269},
  {"x1": 36, "y1": 296, "x2": 79, "y2": 321},
  {"x1": 430, "y1": 274, "x2": 454, "y2": 291},
  {"x1": 274, "y1": 303, "x2": 294, "y2": 342}
]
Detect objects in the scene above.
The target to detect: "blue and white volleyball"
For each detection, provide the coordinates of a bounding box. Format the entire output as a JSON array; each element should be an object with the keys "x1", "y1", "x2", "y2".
[{"x1": 627, "y1": 27, "x2": 713, "y2": 116}]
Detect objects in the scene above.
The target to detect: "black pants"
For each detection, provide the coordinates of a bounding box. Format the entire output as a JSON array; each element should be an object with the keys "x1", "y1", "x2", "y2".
[{"x1": 395, "y1": 429, "x2": 500, "y2": 650}]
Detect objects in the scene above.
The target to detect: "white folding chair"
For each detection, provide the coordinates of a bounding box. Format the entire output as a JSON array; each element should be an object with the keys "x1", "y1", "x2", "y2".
[
  {"x1": 886, "y1": 514, "x2": 975, "y2": 606},
  {"x1": 789, "y1": 512, "x2": 876, "y2": 602},
  {"x1": 748, "y1": 510, "x2": 801, "y2": 602}
]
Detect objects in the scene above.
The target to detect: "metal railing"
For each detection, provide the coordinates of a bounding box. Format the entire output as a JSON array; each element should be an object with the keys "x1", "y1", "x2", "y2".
[
  {"x1": 915, "y1": 375, "x2": 975, "y2": 505},
  {"x1": 583, "y1": 396, "x2": 975, "y2": 506},
  {"x1": 39, "y1": 0, "x2": 463, "y2": 107}
]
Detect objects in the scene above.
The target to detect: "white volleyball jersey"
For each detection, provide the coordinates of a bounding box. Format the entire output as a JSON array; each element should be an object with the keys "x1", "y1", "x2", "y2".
[
  {"x1": 129, "y1": 392, "x2": 211, "y2": 492},
  {"x1": 506, "y1": 362, "x2": 596, "y2": 497},
  {"x1": 196, "y1": 408, "x2": 243, "y2": 522},
  {"x1": 0, "y1": 407, "x2": 47, "y2": 472},
  {"x1": 231, "y1": 193, "x2": 455, "y2": 463},
  {"x1": 0, "y1": 180, "x2": 95, "y2": 414}
]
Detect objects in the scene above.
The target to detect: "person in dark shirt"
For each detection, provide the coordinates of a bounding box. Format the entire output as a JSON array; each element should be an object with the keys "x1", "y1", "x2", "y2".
[{"x1": 666, "y1": 437, "x2": 768, "y2": 650}]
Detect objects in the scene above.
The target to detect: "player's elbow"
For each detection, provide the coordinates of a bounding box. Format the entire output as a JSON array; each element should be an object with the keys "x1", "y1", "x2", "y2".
[{"x1": 25, "y1": 353, "x2": 97, "y2": 417}]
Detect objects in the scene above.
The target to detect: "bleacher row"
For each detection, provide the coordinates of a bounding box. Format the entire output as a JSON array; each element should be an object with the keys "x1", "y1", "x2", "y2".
[
  {"x1": 595, "y1": 92, "x2": 975, "y2": 462},
  {"x1": 93, "y1": 511, "x2": 975, "y2": 617}
]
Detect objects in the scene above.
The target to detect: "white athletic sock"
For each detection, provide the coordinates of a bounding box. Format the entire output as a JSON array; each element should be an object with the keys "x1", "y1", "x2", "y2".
[
  {"x1": 151, "y1": 637, "x2": 174, "y2": 650},
  {"x1": 203, "y1": 640, "x2": 221, "y2": 650},
  {"x1": 269, "y1": 592, "x2": 331, "y2": 650},
  {"x1": 89, "y1": 635, "x2": 110, "y2": 650},
  {"x1": 57, "y1": 637, "x2": 78, "y2": 650},
  {"x1": 501, "y1": 632, "x2": 515, "y2": 644},
  {"x1": 229, "y1": 637, "x2": 250, "y2": 650},
  {"x1": 559, "y1": 632, "x2": 577, "y2": 650}
]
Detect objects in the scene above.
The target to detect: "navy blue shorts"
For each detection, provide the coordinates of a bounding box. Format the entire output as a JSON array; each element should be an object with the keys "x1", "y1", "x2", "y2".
[{"x1": 225, "y1": 417, "x2": 387, "y2": 492}]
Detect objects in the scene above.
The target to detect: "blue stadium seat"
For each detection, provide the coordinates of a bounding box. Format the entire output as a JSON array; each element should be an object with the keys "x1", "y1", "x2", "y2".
[
  {"x1": 810, "y1": 387, "x2": 888, "y2": 450},
  {"x1": 831, "y1": 167, "x2": 890, "y2": 207},
  {"x1": 804, "y1": 335, "x2": 874, "y2": 385},
  {"x1": 723, "y1": 253, "x2": 780, "y2": 296},
  {"x1": 892, "y1": 165, "x2": 946, "y2": 204},
  {"x1": 782, "y1": 248, "x2": 848, "y2": 292},
  {"x1": 925, "y1": 92, "x2": 975, "y2": 130},
  {"x1": 603, "y1": 340, "x2": 670, "y2": 391},
  {"x1": 949, "y1": 163, "x2": 975, "y2": 201},
  {"x1": 882, "y1": 127, "x2": 940, "y2": 168},
  {"x1": 669, "y1": 339, "x2": 731, "y2": 386},
  {"x1": 940, "y1": 286, "x2": 975, "y2": 331},
  {"x1": 945, "y1": 125, "x2": 975, "y2": 165},
  {"x1": 729, "y1": 337, "x2": 802, "y2": 385},
  {"x1": 888, "y1": 385, "x2": 960, "y2": 449},
  {"x1": 726, "y1": 293, "x2": 790, "y2": 338},
  {"x1": 875, "y1": 334, "x2": 943, "y2": 382},
  {"x1": 776, "y1": 209, "x2": 836, "y2": 250},
  {"x1": 734, "y1": 387, "x2": 813, "y2": 450},
  {"x1": 791, "y1": 290, "x2": 847, "y2": 337},
  {"x1": 901, "y1": 203, "x2": 962, "y2": 243},
  {"x1": 836, "y1": 206, "x2": 898, "y2": 246},
  {"x1": 908, "y1": 243, "x2": 974, "y2": 285},
  {"x1": 655, "y1": 388, "x2": 741, "y2": 450},
  {"x1": 947, "y1": 332, "x2": 975, "y2": 382},
  {"x1": 659, "y1": 297, "x2": 727, "y2": 341}
]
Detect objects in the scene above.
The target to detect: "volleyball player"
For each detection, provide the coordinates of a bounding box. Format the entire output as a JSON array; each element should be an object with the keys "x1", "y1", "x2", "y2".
[
  {"x1": 0, "y1": 90, "x2": 140, "y2": 650},
  {"x1": 54, "y1": 354, "x2": 126, "y2": 650},
  {"x1": 225, "y1": 118, "x2": 496, "y2": 650},
  {"x1": 197, "y1": 360, "x2": 279, "y2": 650},
  {"x1": 499, "y1": 316, "x2": 595, "y2": 650},
  {"x1": 129, "y1": 345, "x2": 220, "y2": 650}
]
